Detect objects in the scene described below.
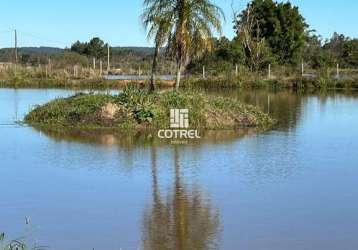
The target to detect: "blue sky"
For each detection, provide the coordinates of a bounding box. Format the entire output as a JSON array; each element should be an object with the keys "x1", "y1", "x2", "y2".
[{"x1": 0, "y1": 0, "x2": 357, "y2": 48}]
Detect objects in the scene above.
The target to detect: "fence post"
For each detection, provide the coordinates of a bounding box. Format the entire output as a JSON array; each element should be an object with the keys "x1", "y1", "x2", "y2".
[
  {"x1": 73, "y1": 65, "x2": 78, "y2": 78},
  {"x1": 336, "y1": 63, "x2": 340, "y2": 78},
  {"x1": 100, "y1": 60, "x2": 103, "y2": 75},
  {"x1": 48, "y1": 58, "x2": 51, "y2": 76},
  {"x1": 202, "y1": 66, "x2": 206, "y2": 79},
  {"x1": 268, "y1": 64, "x2": 271, "y2": 79},
  {"x1": 235, "y1": 64, "x2": 238, "y2": 77},
  {"x1": 93, "y1": 57, "x2": 96, "y2": 70},
  {"x1": 301, "y1": 61, "x2": 304, "y2": 76}
]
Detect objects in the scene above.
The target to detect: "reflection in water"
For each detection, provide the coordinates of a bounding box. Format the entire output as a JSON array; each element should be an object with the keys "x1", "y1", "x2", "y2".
[
  {"x1": 207, "y1": 88, "x2": 358, "y2": 131},
  {"x1": 238, "y1": 90, "x2": 303, "y2": 130},
  {"x1": 205, "y1": 88, "x2": 304, "y2": 130},
  {"x1": 142, "y1": 145, "x2": 220, "y2": 250},
  {"x1": 32, "y1": 127, "x2": 255, "y2": 149}
]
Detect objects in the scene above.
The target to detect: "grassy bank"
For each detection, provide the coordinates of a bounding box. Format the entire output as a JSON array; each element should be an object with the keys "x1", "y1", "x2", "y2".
[
  {"x1": 0, "y1": 66, "x2": 175, "y2": 89},
  {"x1": 182, "y1": 75, "x2": 358, "y2": 90},
  {"x1": 0, "y1": 77, "x2": 358, "y2": 89},
  {"x1": 24, "y1": 85, "x2": 274, "y2": 130},
  {"x1": 3, "y1": 75, "x2": 358, "y2": 90},
  {"x1": 1, "y1": 67, "x2": 358, "y2": 90},
  {"x1": 1, "y1": 65, "x2": 357, "y2": 90},
  {"x1": 0, "y1": 76, "x2": 176, "y2": 89}
]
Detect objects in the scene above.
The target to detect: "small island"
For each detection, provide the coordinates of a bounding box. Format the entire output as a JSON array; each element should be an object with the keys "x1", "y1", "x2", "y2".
[{"x1": 24, "y1": 85, "x2": 274, "y2": 130}]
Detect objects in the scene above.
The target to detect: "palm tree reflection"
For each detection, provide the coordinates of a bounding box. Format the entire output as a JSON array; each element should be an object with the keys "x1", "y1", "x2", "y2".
[{"x1": 143, "y1": 145, "x2": 220, "y2": 250}]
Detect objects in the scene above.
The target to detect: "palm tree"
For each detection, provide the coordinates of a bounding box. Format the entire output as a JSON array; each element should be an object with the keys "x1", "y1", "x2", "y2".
[
  {"x1": 143, "y1": 0, "x2": 224, "y2": 91},
  {"x1": 168, "y1": 0, "x2": 225, "y2": 89},
  {"x1": 142, "y1": 0, "x2": 174, "y2": 91}
]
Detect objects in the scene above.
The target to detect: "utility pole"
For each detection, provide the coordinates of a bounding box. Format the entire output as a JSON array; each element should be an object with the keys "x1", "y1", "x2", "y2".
[
  {"x1": 14, "y1": 29, "x2": 18, "y2": 64},
  {"x1": 14, "y1": 29, "x2": 18, "y2": 75},
  {"x1": 107, "y1": 44, "x2": 110, "y2": 72}
]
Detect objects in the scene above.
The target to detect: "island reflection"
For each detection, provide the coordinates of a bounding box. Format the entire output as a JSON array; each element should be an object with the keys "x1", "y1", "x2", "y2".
[{"x1": 31, "y1": 127, "x2": 256, "y2": 149}]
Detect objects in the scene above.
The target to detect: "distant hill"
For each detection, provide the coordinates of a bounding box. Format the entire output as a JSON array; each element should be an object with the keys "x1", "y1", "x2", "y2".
[
  {"x1": 0, "y1": 47, "x2": 64, "y2": 55},
  {"x1": 0, "y1": 46, "x2": 157, "y2": 63},
  {"x1": 19, "y1": 47, "x2": 65, "y2": 55},
  {"x1": 111, "y1": 47, "x2": 155, "y2": 56},
  {"x1": 0, "y1": 46, "x2": 155, "y2": 56}
]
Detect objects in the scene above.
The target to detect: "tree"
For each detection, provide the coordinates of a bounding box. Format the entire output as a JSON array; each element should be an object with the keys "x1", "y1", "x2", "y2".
[
  {"x1": 322, "y1": 33, "x2": 349, "y2": 66},
  {"x1": 71, "y1": 40, "x2": 88, "y2": 55},
  {"x1": 215, "y1": 37, "x2": 244, "y2": 64},
  {"x1": 343, "y1": 39, "x2": 358, "y2": 67},
  {"x1": 302, "y1": 32, "x2": 328, "y2": 68},
  {"x1": 70, "y1": 37, "x2": 107, "y2": 59},
  {"x1": 142, "y1": 0, "x2": 224, "y2": 90},
  {"x1": 235, "y1": 0, "x2": 307, "y2": 65},
  {"x1": 186, "y1": 37, "x2": 245, "y2": 75},
  {"x1": 321, "y1": 33, "x2": 358, "y2": 68},
  {"x1": 142, "y1": 0, "x2": 174, "y2": 91},
  {"x1": 87, "y1": 37, "x2": 107, "y2": 59},
  {"x1": 323, "y1": 33, "x2": 347, "y2": 60},
  {"x1": 235, "y1": 4, "x2": 273, "y2": 71},
  {"x1": 168, "y1": 0, "x2": 225, "y2": 89}
]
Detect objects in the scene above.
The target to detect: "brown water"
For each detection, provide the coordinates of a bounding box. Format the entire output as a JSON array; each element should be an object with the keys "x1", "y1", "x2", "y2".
[{"x1": 1, "y1": 88, "x2": 358, "y2": 250}]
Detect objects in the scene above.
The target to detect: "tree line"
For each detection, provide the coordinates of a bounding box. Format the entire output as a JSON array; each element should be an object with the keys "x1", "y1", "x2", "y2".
[
  {"x1": 143, "y1": 0, "x2": 358, "y2": 91},
  {"x1": 2, "y1": 0, "x2": 356, "y2": 87}
]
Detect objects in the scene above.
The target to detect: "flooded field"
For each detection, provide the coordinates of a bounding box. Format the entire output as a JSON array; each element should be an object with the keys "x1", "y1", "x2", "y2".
[{"x1": 1, "y1": 88, "x2": 358, "y2": 250}]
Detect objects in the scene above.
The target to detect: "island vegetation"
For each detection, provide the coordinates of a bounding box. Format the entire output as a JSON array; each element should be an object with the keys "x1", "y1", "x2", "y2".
[{"x1": 24, "y1": 85, "x2": 274, "y2": 130}]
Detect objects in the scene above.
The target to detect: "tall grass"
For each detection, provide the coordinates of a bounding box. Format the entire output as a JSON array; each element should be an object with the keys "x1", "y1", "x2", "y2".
[{"x1": 2, "y1": 64, "x2": 356, "y2": 90}]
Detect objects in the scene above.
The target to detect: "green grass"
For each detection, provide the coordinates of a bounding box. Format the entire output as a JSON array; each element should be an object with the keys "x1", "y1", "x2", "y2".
[
  {"x1": 0, "y1": 77, "x2": 122, "y2": 89},
  {"x1": 2, "y1": 69, "x2": 358, "y2": 91},
  {"x1": 181, "y1": 75, "x2": 358, "y2": 90},
  {"x1": 25, "y1": 85, "x2": 275, "y2": 130}
]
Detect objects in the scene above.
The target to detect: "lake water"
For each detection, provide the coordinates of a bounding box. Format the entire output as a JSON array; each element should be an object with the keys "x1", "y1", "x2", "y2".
[{"x1": 1, "y1": 88, "x2": 358, "y2": 250}]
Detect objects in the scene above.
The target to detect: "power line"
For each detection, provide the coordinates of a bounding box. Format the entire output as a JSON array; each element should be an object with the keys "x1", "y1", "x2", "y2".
[
  {"x1": 0, "y1": 29, "x2": 13, "y2": 34},
  {"x1": 16, "y1": 29, "x2": 69, "y2": 47}
]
